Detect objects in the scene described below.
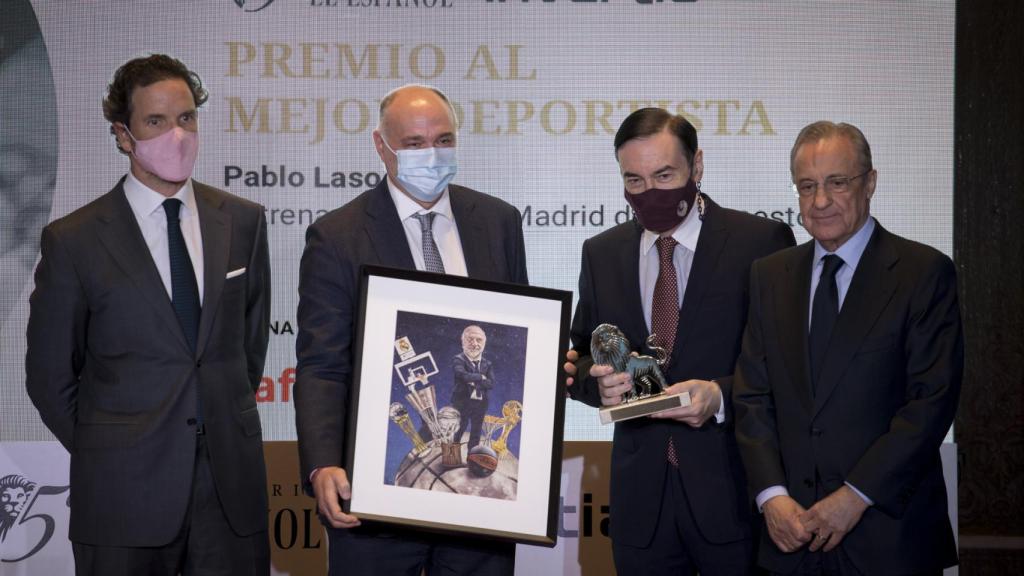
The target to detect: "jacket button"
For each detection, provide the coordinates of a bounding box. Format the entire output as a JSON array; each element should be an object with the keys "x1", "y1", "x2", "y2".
[
  {"x1": 187, "y1": 418, "x2": 197, "y2": 426},
  {"x1": 811, "y1": 428, "x2": 823, "y2": 437}
]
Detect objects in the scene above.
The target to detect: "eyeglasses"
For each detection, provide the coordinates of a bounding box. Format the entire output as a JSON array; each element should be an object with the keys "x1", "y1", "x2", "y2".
[{"x1": 791, "y1": 170, "x2": 871, "y2": 198}]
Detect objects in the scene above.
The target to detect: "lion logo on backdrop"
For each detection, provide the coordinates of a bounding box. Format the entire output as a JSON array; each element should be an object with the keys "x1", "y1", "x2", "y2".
[
  {"x1": 0, "y1": 474, "x2": 36, "y2": 541},
  {"x1": 0, "y1": 473, "x2": 70, "y2": 563}
]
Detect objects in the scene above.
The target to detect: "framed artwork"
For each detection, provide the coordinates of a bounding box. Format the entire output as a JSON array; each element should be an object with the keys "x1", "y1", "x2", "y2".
[{"x1": 344, "y1": 266, "x2": 572, "y2": 546}]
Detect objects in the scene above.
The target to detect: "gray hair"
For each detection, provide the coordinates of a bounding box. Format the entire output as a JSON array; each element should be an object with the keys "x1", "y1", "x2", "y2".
[{"x1": 790, "y1": 121, "x2": 873, "y2": 176}]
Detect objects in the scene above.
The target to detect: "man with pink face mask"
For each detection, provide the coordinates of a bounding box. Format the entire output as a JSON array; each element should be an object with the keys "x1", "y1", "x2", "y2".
[
  {"x1": 26, "y1": 54, "x2": 271, "y2": 576},
  {"x1": 564, "y1": 108, "x2": 794, "y2": 575}
]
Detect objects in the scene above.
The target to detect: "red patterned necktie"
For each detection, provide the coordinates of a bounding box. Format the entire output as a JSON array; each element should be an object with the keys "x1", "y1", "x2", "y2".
[
  {"x1": 651, "y1": 236, "x2": 679, "y2": 353},
  {"x1": 652, "y1": 236, "x2": 681, "y2": 467}
]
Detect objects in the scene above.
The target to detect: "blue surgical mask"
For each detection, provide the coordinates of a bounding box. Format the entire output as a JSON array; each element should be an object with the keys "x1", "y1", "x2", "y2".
[{"x1": 382, "y1": 137, "x2": 458, "y2": 203}]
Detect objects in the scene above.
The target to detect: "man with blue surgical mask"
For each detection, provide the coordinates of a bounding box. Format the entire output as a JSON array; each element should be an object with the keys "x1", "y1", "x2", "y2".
[{"x1": 294, "y1": 84, "x2": 528, "y2": 576}]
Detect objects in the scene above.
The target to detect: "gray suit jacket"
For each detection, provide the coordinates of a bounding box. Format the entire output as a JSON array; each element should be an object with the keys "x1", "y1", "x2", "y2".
[
  {"x1": 294, "y1": 181, "x2": 528, "y2": 491},
  {"x1": 26, "y1": 178, "x2": 271, "y2": 546}
]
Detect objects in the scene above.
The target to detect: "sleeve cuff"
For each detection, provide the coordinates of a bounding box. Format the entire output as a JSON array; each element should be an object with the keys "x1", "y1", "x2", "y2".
[
  {"x1": 713, "y1": 385, "x2": 726, "y2": 424},
  {"x1": 845, "y1": 481, "x2": 874, "y2": 506},
  {"x1": 755, "y1": 485, "x2": 789, "y2": 512}
]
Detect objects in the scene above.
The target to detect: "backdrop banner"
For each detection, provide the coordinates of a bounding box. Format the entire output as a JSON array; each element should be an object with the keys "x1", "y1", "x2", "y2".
[{"x1": 1, "y1": 0, "x2": 955, "y2": 573}]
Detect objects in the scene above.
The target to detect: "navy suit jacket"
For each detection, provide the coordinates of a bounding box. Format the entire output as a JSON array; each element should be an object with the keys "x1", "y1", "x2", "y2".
[
  {"x1": 733, "y1": 223, "x2": 961, "y2": 574},
  {"x1": 26, "y1": 179, "x2": 270, "y2": 546},
  {"x1": 451, "y1": 353, "x2": 495, "y2": 408},
  {"x1": 567, "y1": 196, "x2": 795, "y2": 548},
  {"x1": 294, "y1": 181, "x2": 528, "y2": 491}
]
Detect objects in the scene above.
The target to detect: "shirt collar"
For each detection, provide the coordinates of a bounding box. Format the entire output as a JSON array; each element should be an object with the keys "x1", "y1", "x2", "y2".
[
  {"x1": 640, "y1": 202, "x2": 702, "y2": 257},
  {"x1": 387, "y1": 177, "x2": 453, "y2": 223},
  {"x1": 124, "y1": 172, "x2": 196, "y2": 219},
  {"x1": 813, "y1": 216, "x2": 876, "y2": 270}
]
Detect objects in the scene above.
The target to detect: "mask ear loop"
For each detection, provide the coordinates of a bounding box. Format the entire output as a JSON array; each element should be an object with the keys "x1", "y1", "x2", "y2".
[{"x1": 696, "y1": 181, "x2": 706, "y2": 221}]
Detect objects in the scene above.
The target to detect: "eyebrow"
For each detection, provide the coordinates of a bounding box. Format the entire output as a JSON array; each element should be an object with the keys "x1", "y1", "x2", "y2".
[{"x1": 622, "y1": 165, "x2": 676, "y2": 179}]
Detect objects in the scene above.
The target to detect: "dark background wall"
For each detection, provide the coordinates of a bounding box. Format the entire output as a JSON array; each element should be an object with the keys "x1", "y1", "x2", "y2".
[{"x1": 954, "y1": 1, "x2": 1024, "y2": 572}]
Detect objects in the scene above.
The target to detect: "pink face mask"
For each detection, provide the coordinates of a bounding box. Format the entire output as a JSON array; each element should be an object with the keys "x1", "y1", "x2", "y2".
[{"x1": 125, "y1": 126, "x2": 198, "y2": 183}]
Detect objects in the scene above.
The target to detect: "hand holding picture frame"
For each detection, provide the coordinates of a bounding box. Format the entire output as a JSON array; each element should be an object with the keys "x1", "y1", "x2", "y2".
[{"x1": 344, "y1": 266, "x2": 572, "y2": 546}]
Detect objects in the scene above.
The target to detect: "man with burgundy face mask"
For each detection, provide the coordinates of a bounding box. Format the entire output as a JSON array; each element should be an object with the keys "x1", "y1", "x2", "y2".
[
  {"x1": 26, "y1": 54, "x2": 271, "y2": 575},
  {"x1": 564, "y1": 107, "x2": 795, "y2": 575},
  {"x1": 294, "y1": 84, "x2": 527, "y2": 576}
]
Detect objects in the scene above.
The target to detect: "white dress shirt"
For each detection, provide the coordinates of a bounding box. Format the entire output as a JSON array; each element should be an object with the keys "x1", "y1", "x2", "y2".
[
  {"x1": 755, "y1": 217, "x2": 878, "y2": 511},
  {"x1": 387, "y1": 177, "x2": 468, "y2": 277},
  {"x1": 123, "y1": 173, "x2": 204, "y2": 304}
]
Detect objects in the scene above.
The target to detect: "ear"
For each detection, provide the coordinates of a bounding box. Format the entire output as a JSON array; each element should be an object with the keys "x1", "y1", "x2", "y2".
[
  {"x1": 864, "y1": 168, "x2": 877, "y2": 200},
  {"x1": 372, "y1": 129, "x2": 388, "y2": 161},
  {"x1": 113, "y1": 123, "x2": 132, "y2": 154},
  {"x1": 691, "y1": 149, "x2": 705, "y2": 183}
]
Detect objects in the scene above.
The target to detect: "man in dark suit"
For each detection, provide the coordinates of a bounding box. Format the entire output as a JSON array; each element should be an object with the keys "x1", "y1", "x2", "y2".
[
  {"x1": 294, "y1": 84, "x2": 528, "y2": 575},
  {"x1": 451, "y1": 325, "x2": 495, "y2": 449},
  {"x1": 565, "y1": 108, "x2": 795, "y2": 575},
  {"x1": 733, "y1": 121, "x2": 961, "y2": 575},
  {"x1": 25, "y1": 54, "x2": 271, "y2": 575}
]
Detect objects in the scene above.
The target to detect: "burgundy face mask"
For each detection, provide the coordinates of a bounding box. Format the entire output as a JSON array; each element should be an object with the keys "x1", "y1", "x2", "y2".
[{"x1": 624, "y1": 178, "x2": 698, "y2": 233}]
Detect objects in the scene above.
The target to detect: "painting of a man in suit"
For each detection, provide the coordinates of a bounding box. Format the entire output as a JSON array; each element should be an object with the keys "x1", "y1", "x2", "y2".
[
  {"x1": 26, "y1": 54, "x2": 271, "y2": 575},
  {"x1": 451, "y1": 325, "x2": 494, "y2": 448},
  {"x1": 733, "y1": 121, "x2": 961, "y2": 575}
]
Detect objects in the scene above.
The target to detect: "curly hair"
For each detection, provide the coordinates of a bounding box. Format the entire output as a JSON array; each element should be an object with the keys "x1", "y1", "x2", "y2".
[{"x1": 102, "y1": 54, "x2": 208, "y2": 136}]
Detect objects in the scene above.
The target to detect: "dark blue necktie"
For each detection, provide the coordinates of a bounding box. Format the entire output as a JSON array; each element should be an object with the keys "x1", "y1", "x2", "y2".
[
  {"x1": 809, "y1": 254, "x2": 843, "y2": 394},
  {"x1": 163, "y1": 199, "x2": 201, "y2": 354},
  {"x1": 164, "y1": 199, "x2": 202, "y2": 426}
]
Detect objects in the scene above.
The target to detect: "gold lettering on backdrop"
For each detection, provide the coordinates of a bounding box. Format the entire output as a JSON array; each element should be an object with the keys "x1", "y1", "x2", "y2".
[
  {"x1": 300, "y1": 43, "x2": 332, "y2": 79},
  {"x1": 223, "y1": 97, "x2": 775, "y2": 143},
  {"x1": 708, "y1": 100, "x2": 741, "y2": 135},
  {"x1": 540, "y1": 100, "x2": 576, "y2": 135},
  {"x1": 332, "y1": 99, "x2": 370, "y2": 135},
  {"x1": 506, "y1": 101, "x2": 534, "y2": 135},
  {"x1": 583, "y1": 100, "x2": 615, "y2": 135},
  {"x1": 221, "y1": 40, "x2": 773, "y2": 143},
  {"x1": 226, "y1": 42, "x2": 255, "y2": 77},
  {"x1": 338, "y1": 44, "x2": 380, "y2": 79},
  {"x1": 465, "y1": 45, "x2": 500, "y2": 80},
  {"x1": 675, "y1": 100, "x2": 703, "y2": 131},
  {"x1": 408, "y1": 44, "x2": 444, "y2": 79},
  {"x1": 472, "y1": 100, "x2": 502, "y2": 135},
  {"x1": 279, "y1": 98, "x2": 310, "y2": 134},
  {"x1": 263, "y1": 43, "x2": 297, "y2": 78},
  {"x1": 464, "y1": 45, "x2": 536, "y2": 81},
  {"x1": 738, "y1": 100, "x2": 775, "y2": 135},
  {"x1": 225, "y1": 97, "x2": 271, "y2": 133}
]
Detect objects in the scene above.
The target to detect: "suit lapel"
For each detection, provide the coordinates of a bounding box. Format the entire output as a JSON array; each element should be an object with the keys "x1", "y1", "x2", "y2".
[
  {"x1": 813, "y1": 226, "x2": 899, "y2": 414},
  {"x1": 674, "y1": 199, "x2": 728, "y2": 366},
  {"x1": 95, "y1": 182, "x2": 190, "y2": 353},
  {"x1": 618, "y1": 223, "x2": 649, "y2": 349},
  {"x1": 194, "y1": 184, "x2": 231, "y2": 358},
  {"x1": 450, "y1": 186, "x2": 498, "y2": 281},
  {"x1": 775, "y1": 242, "x2": 815, "y2": 415},
  {"x1": 363, "y1": 182, "x2": 417, "y2": 269}
]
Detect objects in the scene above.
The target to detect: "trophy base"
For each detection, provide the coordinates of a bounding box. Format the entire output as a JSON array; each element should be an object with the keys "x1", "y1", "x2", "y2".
[{"x1": 599, "y1": 392, "x2": 691, "y2": 425}]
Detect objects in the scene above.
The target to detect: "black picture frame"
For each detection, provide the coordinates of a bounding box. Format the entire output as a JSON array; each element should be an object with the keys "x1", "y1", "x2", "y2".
[{"x1": 343, "y1": 265, "x2": 571, "y2": 546}]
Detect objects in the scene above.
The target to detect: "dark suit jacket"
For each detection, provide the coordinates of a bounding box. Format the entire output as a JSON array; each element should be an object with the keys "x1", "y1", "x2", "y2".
[
  {"x1": 733, "y1": 223, "x2": 961, "y2": 574},
  {"x1": 26, "y1": 178, "x2": 271, "y2": 546},
  {"x1": 567, "y1": 196, "x2": 795, "y2": 548},
  {"x1": 294, "y1": 181, "x2": 528, "y2": 491},
  {"x1": 451, "y1": 353, "x2": 495, "y2": 409}
]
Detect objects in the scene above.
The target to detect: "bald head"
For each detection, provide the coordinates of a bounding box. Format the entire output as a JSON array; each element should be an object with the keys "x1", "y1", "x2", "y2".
[{"x1": 377, "y1": 84, "x2": 456, "y2": 135}]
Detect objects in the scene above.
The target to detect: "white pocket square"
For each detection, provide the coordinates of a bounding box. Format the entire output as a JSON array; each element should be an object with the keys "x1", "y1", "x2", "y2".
[{"x1": 226, "y1": 267, "x2": 247, "y2": 279}]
